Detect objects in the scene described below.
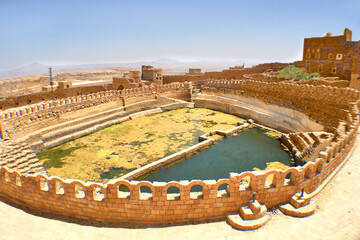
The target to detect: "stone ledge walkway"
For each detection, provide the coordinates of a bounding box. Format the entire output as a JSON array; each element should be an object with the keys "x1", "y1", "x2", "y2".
[{"x1": 1, "y1": 136, "x2": 360, "y2": 240}]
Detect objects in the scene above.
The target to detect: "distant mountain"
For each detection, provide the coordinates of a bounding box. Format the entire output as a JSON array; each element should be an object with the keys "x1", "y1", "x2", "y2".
[
  {"x1": 0, "y1": 59, "x2": 260, "y2": 79},
  {"x1": 0, "y1": 63, "x2": 50, "y2": 78},
  {"x1": 0, "y1": 62, "x2": 129, "y2": 79}
]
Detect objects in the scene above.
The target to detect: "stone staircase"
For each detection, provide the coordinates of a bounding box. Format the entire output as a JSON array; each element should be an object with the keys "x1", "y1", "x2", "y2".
[
  {"x1": 279, "y1": 131, "x2": 333, "y2": 164},
  {"x1": 0, "y1": 140, "x2": 46, "y2": 175},
  {"x1": 279, "y1": 190, "x2": 315, "y2": 217},
  {"x1": 226, "y1": 200, "x2": 270, "y2": 230}
]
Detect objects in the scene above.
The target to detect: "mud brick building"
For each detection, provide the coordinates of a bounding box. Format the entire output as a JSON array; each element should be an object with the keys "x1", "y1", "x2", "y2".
[
  {"x1": 296, "y1": 28, "x2": 360, "y2": 88},
  {"x1": 141, "y1": 65, "x2": 163, "y2": 85}
]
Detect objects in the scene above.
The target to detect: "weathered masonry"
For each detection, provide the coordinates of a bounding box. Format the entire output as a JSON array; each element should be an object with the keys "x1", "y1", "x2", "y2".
[{"x1": 0, "y1": 80, "x2": 359, "y2": 226}]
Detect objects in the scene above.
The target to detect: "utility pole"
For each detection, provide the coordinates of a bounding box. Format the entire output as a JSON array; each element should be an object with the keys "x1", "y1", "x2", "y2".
[{"x1": 49, "y1": 67, "x2": 54, "y2": 91}]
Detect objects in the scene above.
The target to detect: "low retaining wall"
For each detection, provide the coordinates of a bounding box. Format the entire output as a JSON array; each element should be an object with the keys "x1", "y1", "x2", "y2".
[{"x1": 120, "y1": 139, "x2": 215, "y2": 181}]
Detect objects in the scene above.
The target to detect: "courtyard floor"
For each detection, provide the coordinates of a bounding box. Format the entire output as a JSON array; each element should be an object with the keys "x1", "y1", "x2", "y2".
[{"x1": 0, "y1": 134, "x2": 359, "y2": 240}]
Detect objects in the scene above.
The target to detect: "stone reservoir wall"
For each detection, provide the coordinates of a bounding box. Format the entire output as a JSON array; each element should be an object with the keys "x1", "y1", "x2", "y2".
[
  {"x1": 163, "y1": 63, "x2": 288, "y2": 84},
  {"x1": 0, "y1": 127, "x2": 356, "y2": 225},
  {"x1": 194, "y1": 96, "x2": 323, "y2": 132},
  {"x1": 0, "y1": 83, "x2": 191, "y2": 140},
  {"x1": 0, "y1": 80, "x2": 359, "y2": 226},
  {"x1": 201, "y1": 79, "x2": 359, "y2": 131},
  {"x1": 0, "y1": 85, "x2": 110, "y2": 111}
]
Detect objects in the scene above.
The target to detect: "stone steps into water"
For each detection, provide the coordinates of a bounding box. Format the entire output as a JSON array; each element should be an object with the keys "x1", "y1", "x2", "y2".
[{"x1": 0, "y1": 140, "x2": 46, "y2": 175}]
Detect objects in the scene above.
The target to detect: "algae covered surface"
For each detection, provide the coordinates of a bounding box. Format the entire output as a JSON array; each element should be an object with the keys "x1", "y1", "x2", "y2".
[{"x1": 38, "y1": 108, "x2": 243, "y2": 182}]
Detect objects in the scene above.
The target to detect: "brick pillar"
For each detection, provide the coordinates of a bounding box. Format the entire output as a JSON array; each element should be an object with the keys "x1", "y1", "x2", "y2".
[
  {"x1": 0, "y1": 122, "x2": 4, "y2": 139},
  {"x1": 122, "y1": 97, "x2": 126, "y2": 107}
]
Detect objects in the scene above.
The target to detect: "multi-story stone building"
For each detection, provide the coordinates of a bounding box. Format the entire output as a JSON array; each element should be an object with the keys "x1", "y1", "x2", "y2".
[
  {"x1": 296, "y1": 28, "x2": 359, "y2": 88},
  {"x1": 141, "y1": 65, "x2": 163, "y2": 85}
]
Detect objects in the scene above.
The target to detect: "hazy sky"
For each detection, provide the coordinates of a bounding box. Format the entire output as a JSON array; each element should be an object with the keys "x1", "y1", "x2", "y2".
[{"x1": 0, "y1": 0, "x2": 359, "y2": 71}]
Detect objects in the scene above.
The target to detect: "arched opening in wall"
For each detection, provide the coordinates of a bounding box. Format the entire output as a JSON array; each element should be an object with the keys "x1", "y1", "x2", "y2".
[
  {"x1": 4, "y1": 172, "x2": 10, "y2": 182},
  {"x1": 15, "y1": 102, "x2": 18, "y2": 106},
  {"x1": 15, "y1": 175, "x2": 21, "y2": 186},
  {"x1": 42, "y1": 98, "x2": 44, "y2": 101},
  {"x1": 28, "y1": 100, "x2": 31, "y2": 104},
  {"x1": 239, "y1": 176, "x2": 251, "y2": 191},
  {"x1": 167, "y1": 186, "x2": 180, "y2": 200},
  {"x1": 217, "y1": 183, "x2": 229, "y2": 198},
  {"x1": 93, "y1": 187, "x2": 105, "y2": 201},
  {"x1": 74, "y1": 184, "x2": 85, "y2": 198},
  {"x1": 55, "y1": 96, "x2": 57, "y2": 99},
  {"x1": 265, "y1": 174, "x2": 276, "y2": 189},
  {"x1": 304, "y1": 168, "x2": 313, "y2": 181},
  {"x1": 118, "y1": 184, "x2": 130, "y2": 199},
  {"x1": 190, "y1": 185, "x2": 203, "y2": 199},
  {"x1": 139, "y1": 186, "x2": 152, "y2": 200},
  {"x1": 55, "y1": 181, "x2": 65, "y2": 194},
  {"x1": 316, "y1": 162, "x2": 324, "y2": 175},
  {"x1": 326, "y1": 149, "x2": 332, "y2": 163},
  {"x1": 118, "y1": 85, "x2": 125, "y2": 90},
  {"x1": 40, "y1": 178, "x2": 49, "y2": 191},
  {"x1": 284, "y1": 172, "x2": 293, "y2": 186}
]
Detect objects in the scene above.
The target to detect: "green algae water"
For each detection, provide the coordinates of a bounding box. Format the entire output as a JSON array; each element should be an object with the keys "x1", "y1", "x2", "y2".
[
  {"x1": 140, "y1": 127, "x2": 291, "y2": 187},
  {"x1": 37, "y1": 108, "x2": 243, "y2": 182}
]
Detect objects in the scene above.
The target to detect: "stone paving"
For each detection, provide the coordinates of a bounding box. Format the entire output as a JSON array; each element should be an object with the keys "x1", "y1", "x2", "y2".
[{"x1": 0, "y1": 136, "x2": 360, "y2": 240}]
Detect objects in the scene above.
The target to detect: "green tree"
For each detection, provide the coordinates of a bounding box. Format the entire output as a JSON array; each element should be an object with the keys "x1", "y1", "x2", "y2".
[{"x1": 278, "y1": 65, "x2": 319, "y2": 80}]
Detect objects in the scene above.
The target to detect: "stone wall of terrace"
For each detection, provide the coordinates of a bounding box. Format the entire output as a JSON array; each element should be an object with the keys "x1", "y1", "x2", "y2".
[
  {"x1": 0, "y1": 83, "x2": 191, "y2": 140},
  {"x1": 201, "y1": 79, "x2": 360, "y2": 131}
]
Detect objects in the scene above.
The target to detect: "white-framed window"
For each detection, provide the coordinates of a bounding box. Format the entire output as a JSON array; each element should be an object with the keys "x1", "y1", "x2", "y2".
[{"x1": 336, "y1": 54, "x2": 343, "y2": 60}]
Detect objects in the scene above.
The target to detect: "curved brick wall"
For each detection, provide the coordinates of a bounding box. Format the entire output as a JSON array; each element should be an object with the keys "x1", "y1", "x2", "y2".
[
  {"x1": 0, "y1": 80, "x2": 359, "y2": 226},
  {"x1": 0, "y1": 83, "x2": 191, "y2": 140}
]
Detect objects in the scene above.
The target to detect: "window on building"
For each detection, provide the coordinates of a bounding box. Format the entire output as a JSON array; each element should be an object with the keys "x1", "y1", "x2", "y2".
[
  {"x1": 328, "y1": 53, "x2": 334, "y2": 59},
  {"x1": 306, "y1": 53, "x2": 311, "y2": 58},
  {"x1": 336, "y1": 54, "x2": 343, "y2": 60},
  {"x1": 332, "y1": 67, "x2": 337, "y2": 73}
]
